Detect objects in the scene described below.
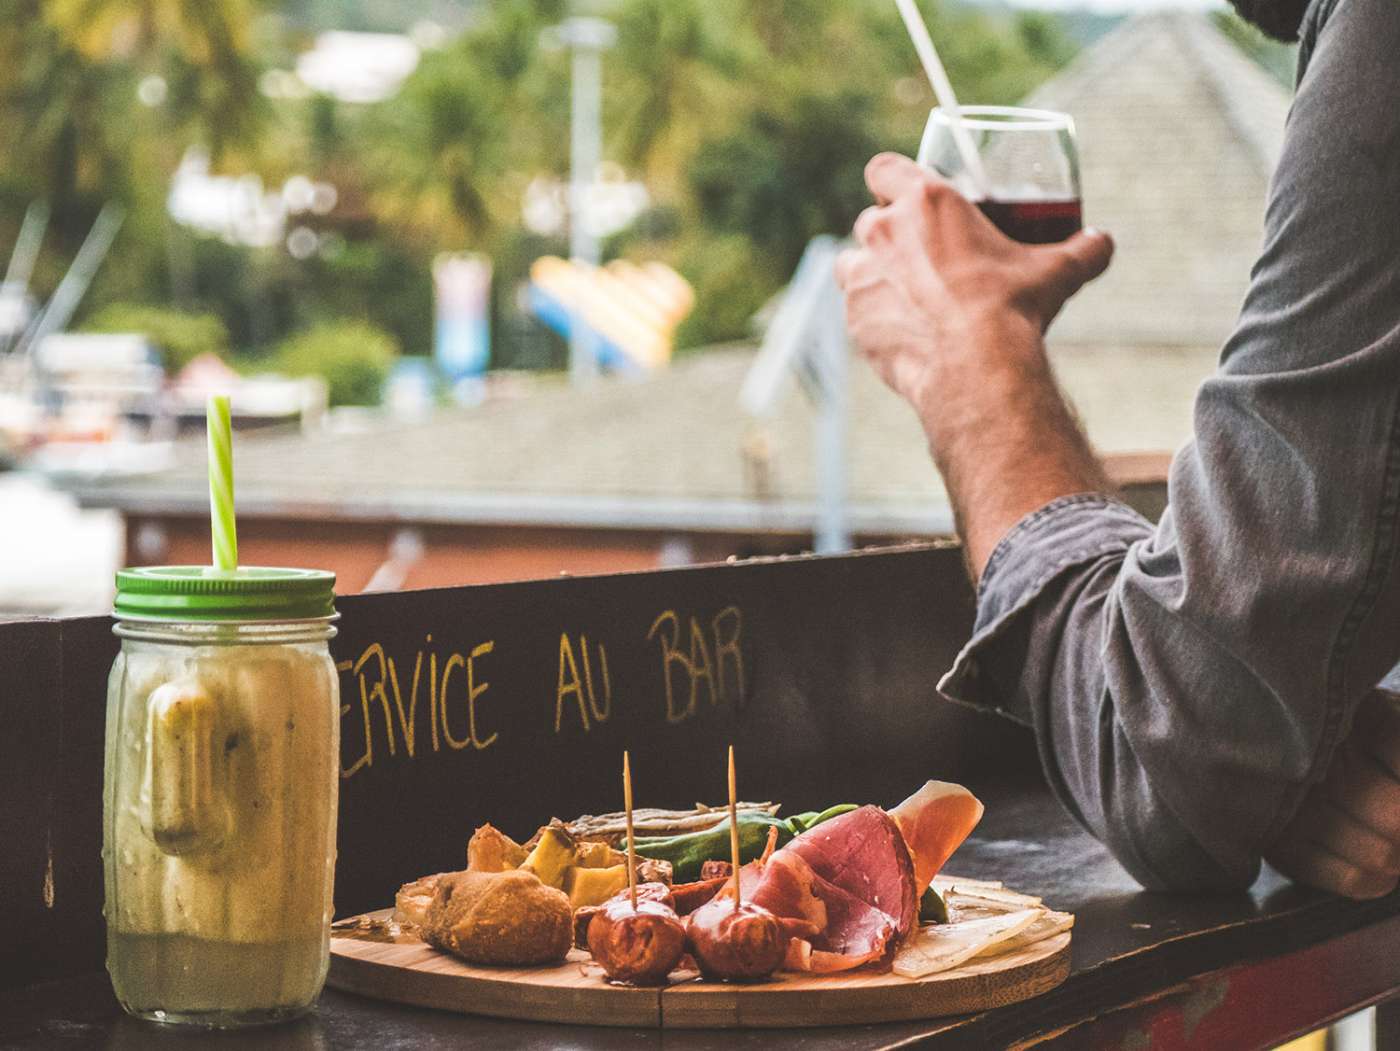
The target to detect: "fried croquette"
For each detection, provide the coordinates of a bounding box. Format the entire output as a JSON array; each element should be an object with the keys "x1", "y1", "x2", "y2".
[
  {"x1": 423, "y1": 869, "x2": 572, "y2": 966},
  {"x1": 394, "y1": 872, "x2": 445, "y2": 927}
]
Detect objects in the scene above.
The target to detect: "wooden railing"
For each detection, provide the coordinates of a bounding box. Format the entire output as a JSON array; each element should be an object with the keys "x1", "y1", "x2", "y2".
[{"x1": 1, "y1": 542, "x2": 1037, "y2": 990}]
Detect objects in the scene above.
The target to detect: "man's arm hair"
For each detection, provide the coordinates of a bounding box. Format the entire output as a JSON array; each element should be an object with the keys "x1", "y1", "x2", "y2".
[{"x1": 919, "y1": 321, "x2": 1113, "y2": 579}]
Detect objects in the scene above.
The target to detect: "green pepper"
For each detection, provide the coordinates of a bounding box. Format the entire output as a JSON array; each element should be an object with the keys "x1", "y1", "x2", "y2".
[
  {"x1": 633, "y1": 805, "x2": 858, "y2": 882},
  {"x1": 633, "y1": 813, "x2": 790, "y2": 882},
  {"x1": 919, "y1": 885, "x2": 948, "y2": 925},
  {"x1": 796, "y1": 804, "x2": 858, "y2": 831}
]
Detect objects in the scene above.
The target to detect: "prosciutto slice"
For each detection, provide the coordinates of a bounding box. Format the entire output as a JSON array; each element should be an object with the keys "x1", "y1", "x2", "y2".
[
  {"x1": 784, "y1": 936, "x2": 888, "y2": 974},
  {"x1": 670, "y1": 876, "x2": 729, "y2": 915},
  {"x1": 783, "y1": 805, "x2": 917, "y2": 936},
  {"x1": 747, "y1": 807, "x2": 913, "y2": 972},
  {"x1": 807, "y1": 867, "x2": 899, "y2": 956},
  {"x1": 889, "y1": 782, "x2": 984, "y2": 895},
  {"x1": 750, "y1": 850, "x2": 899, "y2": 972},
  {"x1": 699, "y1": 790, "x2": 977, "y2": 975},
  {"x1": 748, "y1": 852, "x2": 827, "y2": 940}
]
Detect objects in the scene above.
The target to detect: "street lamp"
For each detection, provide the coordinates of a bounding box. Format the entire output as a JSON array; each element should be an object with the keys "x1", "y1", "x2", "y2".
[{"x1": 542, "y1": 16, "x2": 616, "y2": 384}]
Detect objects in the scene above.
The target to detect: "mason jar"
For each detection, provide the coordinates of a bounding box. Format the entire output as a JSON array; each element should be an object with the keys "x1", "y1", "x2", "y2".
[{"x1": 103, "y1": 567, "x2": 340, "y2": 1027}]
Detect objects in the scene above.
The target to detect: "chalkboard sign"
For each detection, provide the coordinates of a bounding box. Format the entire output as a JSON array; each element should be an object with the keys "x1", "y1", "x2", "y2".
[
  {"x1": 330, "y1": 544, "x2": 1027, "y2": 915},
  {"x1": 0, "y1": 543, "x2": 1035, "y2": 989}
]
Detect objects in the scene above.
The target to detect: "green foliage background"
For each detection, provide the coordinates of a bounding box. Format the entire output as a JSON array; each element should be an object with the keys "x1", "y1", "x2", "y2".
[
  {"x1": 274, "y1": 319, "x2": 400, "y2": 406},
  {"x1": 0, "y1": 0, "x2": 1084, "y2": 380}
]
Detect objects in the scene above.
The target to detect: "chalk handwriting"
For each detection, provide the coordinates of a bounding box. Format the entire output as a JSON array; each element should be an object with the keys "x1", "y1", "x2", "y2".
[
  {"x1": 646, "y1": 606, "x2": 745, "y2": 724},
  {"x1": 555, "y1": 633, "x2": 612, "y2": 734},
  {"x1": 337, "y1": 604, "x2": 743, "y2": 776},
  {"x1": 338, "y1": 635, "x2": 497, "y2": 779}
]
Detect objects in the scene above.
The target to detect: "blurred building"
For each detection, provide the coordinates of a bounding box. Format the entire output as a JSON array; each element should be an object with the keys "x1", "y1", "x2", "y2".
[
  {"x1": 67, "y1": 342, "x2": 1208, "y2": 591},
  {"x1": 61, "y1": 11, "x2": 1290, "y2": 594},
  {"x1": 1031, "y1": 11, "x2": 1290, "y2": 349}
]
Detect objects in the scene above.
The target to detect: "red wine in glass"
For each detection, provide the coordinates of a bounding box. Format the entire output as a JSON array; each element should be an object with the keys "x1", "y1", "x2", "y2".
[
  {"x1": 920, "y1": 106, "x2": 1085, "y2": 245},
  {"x1": 977, "y1": 198, "x2": 1082, "y2": 245}
]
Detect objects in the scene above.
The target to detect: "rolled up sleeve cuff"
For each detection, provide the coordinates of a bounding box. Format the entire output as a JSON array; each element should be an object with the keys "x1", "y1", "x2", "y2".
[{"x1": 937, "y1": 493, "x2": 1154, "y2": 714}]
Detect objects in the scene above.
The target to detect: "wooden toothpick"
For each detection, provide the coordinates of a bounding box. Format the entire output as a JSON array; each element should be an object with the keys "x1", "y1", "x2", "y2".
[
  {"x1": 624, "y1": 750, "x2": 638, "y2": 910},
  {"x1": 728, "y1": 744, "x2": 741, "y2": 914}
]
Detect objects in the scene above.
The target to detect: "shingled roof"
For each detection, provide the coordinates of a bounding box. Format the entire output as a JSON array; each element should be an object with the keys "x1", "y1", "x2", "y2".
[
  {"x1": 1030, "y1": 11, "x2": 1292, "y2": 349},
  {"x1": 72, "y1": 344, "x2": 1215, "y2": 534}
]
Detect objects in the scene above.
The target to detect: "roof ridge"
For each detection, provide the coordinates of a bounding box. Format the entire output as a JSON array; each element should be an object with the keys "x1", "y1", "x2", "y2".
[
  {"x1": 1026, "y1": 10, "x2": 1291, "y2": 177},
  {"x1": 1023, "y1": 12, "x2": 1161, "y2": 109},
  {"x1": 1167, "y1": 13, "x2": 1291, "y2": 176}
]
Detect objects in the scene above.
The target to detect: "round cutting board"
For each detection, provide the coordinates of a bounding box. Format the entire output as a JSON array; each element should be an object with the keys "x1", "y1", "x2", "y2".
[{"x1": 327, "y1": 911, "x2": 1071, "y2": 1029}]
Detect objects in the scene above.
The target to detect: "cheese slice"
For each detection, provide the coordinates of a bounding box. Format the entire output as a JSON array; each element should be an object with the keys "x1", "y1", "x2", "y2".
[
  {"x1": 932, "y1": 874, "x2": 1003, "y2": 891},
  {"x1": 892, "y1": 908, "x2": 1041, "y2": 978},
  {"x1": 975, "y1": 910, "x2": 1074, "y2": 958},
  {"x1": 946, "y1": 888, "x2": 1044, "y2": 912}
]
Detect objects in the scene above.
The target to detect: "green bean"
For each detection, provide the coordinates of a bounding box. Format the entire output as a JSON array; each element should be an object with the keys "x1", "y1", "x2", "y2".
[{"x1": 633, "y1": 804, "x2": 860, "y2": 881}]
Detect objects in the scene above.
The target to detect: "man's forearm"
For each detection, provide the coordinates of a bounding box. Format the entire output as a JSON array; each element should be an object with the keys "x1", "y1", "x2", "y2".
[{"x1": 918, "y1": 322, "x2": 1113, "y2": 579}]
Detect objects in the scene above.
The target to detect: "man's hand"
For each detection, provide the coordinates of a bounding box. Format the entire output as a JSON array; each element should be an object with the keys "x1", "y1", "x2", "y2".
[
  {"x1": 835, "y1": 152, "x2": 1116, "y2": 577},
  {"x1": 835, "y1": 153, "x2": 1113, "y2": 417},
  {"x1": 1266, "y1": 690, "x2": 1400, "y2": 899}
]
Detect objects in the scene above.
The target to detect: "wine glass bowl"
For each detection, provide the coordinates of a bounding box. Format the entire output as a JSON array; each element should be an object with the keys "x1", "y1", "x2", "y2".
[{"x1": 917, "y1": 105, "x2": 1082, "y2": 244}]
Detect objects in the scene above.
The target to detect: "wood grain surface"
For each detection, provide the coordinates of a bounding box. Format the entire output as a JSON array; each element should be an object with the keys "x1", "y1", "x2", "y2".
[{"x1": 327, "y1": 910, "x2": 1071, "y2": 1029}]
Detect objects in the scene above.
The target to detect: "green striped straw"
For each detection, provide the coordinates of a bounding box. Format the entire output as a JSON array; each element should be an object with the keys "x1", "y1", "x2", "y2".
[{"x1": 206, "y1": 394, "x2": 238, "y2": 572}]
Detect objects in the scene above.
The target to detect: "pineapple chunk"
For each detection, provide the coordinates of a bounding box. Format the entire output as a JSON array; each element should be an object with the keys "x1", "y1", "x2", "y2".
[
  {"x1": 564, "y1": 864, "x2": 629, "y2": 909},
  {"x1": 519, "y1": 826, "x2": 577, "y2": 889},
  {"x1": 575, "y1": 840, "x2": 626, "y2": 868},
  {"x1": 467, "y1": 824, "x2": 528, "y2": 872}
]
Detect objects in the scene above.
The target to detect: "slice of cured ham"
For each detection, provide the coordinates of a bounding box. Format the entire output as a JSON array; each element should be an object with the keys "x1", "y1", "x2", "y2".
[
  {"x1": 750, "y1": 850, "x2": 899, "y2": 971},
  {"x1": 784, "y1": 936, "x2": 888, "y2": 974},
  {"x1": 701, "y1": 791, "x2": 979, "y2": 975},
  {"x1": 806, "y1": 868, "x2": 898, "y2": 956},
  {"x1": 669, "y1": 876, "x2": 729, "y2": 915},
  {"x1": 744, "y1": 806, "x2": 914, "y2": 972},
  {"x1": 783, "y1": 805, "x2": 917, "y2": 936},
  {"x1": 748, "y1": 852, "x2": 827, "y2": 940},
  {"x1": 888, "y1": 781, "x2": 984, "y2": 895}
]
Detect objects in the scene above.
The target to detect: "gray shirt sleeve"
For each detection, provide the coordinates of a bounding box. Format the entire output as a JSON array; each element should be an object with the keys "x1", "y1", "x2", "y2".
[{"x1": 939, "y1": 0, "x2": 1400, "y2": 891}]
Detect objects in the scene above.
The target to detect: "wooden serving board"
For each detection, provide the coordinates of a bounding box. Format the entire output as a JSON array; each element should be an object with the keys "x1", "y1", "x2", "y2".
[{"x1": 327, "y1": 911, "x2": 1071, "y2": 1029}]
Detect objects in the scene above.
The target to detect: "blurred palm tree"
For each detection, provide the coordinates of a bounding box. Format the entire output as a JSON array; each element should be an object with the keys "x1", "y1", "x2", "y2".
[
  {"x1": 0, "y1": 2, "x2": 131, "y2": 243},
  {"x1": 370, "y1": 57, "x2": 507, "y2": 244},
  {"x1": 727, "y1": 0, "x2": 831, "y2": 62},
  {"x1": 41, "y1": 0, "x2": 265, "y2": 155},
  {"x1": 0, "y1": 0, "x2": 1083, "y2": 356},
  {"x1": 609, "y1": 0, "x2": 741, "y2": 193},
  {"x1": 0, "y1": 0, "x2": 265, "y2": 305},
  {"x1": 366, "y1": 0, "x2": 569, "y2": 248}
]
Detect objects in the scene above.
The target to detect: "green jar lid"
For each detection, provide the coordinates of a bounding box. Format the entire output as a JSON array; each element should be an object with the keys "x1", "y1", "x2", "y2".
[{"x1": 114, "y1": 566, "x2": 337, "y2": 622}]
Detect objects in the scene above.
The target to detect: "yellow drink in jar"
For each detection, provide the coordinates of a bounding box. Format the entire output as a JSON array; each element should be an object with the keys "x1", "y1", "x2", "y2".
[{"x1": 104, "y1": 568, "x2": 339, "y2": 1027}]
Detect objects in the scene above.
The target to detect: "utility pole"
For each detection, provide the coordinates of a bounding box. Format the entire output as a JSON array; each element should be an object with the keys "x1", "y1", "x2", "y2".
[
  {"x1": 738, "y1": 237, "x2": 852, "y2": 554},
  {"x1": 546, "y1": 16, "x2": 616, "y2": 385},
  {"x1": 812, "y1": 287, "x2": 850, "y2": 555}
]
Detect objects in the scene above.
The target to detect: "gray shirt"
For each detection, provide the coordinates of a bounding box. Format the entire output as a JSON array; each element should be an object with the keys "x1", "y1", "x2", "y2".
[{"x1": 940, "y1": 0, "x2": 1400, "y2": 891}]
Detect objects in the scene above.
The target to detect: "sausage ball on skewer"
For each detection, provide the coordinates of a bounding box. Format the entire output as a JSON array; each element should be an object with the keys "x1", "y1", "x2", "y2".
[
  {"x1": 686, "y1": 894, "x2": 787, "y2": 981},
  {"x1": 586, "y1": 896, "x2": 687, "y2": 986}
]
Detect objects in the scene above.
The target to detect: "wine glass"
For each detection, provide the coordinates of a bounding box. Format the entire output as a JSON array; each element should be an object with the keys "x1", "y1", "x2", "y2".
[{"x1": 917, "y1": 105, "x2": 1082, "y2": 244}]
